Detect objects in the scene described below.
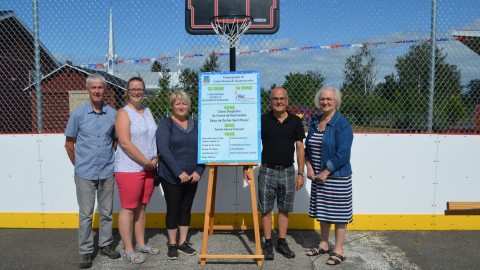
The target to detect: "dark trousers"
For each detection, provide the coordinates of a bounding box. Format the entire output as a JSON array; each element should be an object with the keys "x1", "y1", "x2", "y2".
[{"x1": 160, "y1": 180, "x2": 198, "y2": 229}]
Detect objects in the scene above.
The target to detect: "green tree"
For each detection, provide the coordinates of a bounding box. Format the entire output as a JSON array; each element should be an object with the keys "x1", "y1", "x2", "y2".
[
  {"x1": 374, "y1": 73, "x2": 401, "y2": 102},
  {"x1": 178, "y1": 53, "x2": 221, "y2": 118},
  {"x1": 143, "y1": 91, "x2": 171, "y2": 122},
  {"x1": 434, "y1": 95, "x2": 468, "y2": 132},
  {"x1": 179, "y1": 53, "x2": 221, "y2": 95},
  {"x1": 395, "y1": 43, "x2": 461, "y2": 99},
  {"x1": 151, "y1": 60, "x2": 171, "y2": 92},
  {"x1": 392, "y1": 88, "x2": 429, "y2": 131},
  {"x1": 200, "y1": 52, "x2": 220, "y2": 72},
  {"x1": 146, "y1": 61, "x2": 173, "y2": 121},
  {"x1": 340, "y1": 45, "x2": 376, "y2": 128},
  {"x1": 283, "y1": 71, "x2": 325, "y2": 108},
  {"x1": 463, "y1": 79, "x2": 480, "y2": 110},
  {"x1": 395, "y1": 43, "x2": 464, "y2": 131},
  {"x1": 179, "y1": 68, "x2": 198, "y2": 93},
  {"x1": 179, "y1": 68, "x2": 199, "y2": 117},
  {"x1": 341, "y1": 44, "x2": 376, "y2": 95},
  {"x1": 150, "y1": 60, "x2": 162, "y2": 72},
  {"x1": 341, "y1": 92, "x2": 369, "y2": 126}
]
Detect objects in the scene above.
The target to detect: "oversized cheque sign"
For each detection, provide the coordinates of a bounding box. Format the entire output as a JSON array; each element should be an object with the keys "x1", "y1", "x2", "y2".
[{"x1": 198, "y1": 71, "x2": 261, "y2": 163}]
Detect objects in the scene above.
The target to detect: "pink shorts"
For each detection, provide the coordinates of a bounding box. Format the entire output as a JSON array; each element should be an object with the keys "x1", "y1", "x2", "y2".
[{"x1": 115, "y1": 171, "x2": 155, "y2": 209}]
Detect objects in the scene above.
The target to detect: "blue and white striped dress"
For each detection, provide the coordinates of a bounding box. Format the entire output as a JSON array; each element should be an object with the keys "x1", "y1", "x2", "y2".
[{"x1": 308, "y1": 131, "x2": 353, "y2": 224}]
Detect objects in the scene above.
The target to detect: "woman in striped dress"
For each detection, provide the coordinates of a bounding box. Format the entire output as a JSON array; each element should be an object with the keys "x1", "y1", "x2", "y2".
[{"x1": 304, "y1": 87, "x2": 353, "y2": 266}]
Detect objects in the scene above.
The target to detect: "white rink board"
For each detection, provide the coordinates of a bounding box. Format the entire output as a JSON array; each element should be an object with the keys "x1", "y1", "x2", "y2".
[
  {"x1": 434, "y1": 135, "x2": 480, "y2": 207},
  {"x1": 1, "y1": 133, "x2": 479, "y2": 215},
  {"x1": 352, "y1": 134, "x2": 438, "y2": 214},
  {"x1": 38, "y1": 134, "x2": 78, "y2": 212},
  {"x1": 0, "y1": 134, "x2": 44, "y2": 212}
]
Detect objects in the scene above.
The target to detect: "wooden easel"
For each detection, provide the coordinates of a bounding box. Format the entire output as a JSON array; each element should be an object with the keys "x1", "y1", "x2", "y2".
[{"x1": 198, "y1": 162, "x2": 263, "y2": 267}]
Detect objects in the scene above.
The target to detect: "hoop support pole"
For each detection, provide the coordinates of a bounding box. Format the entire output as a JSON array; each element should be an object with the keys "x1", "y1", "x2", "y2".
[{"x1": 230, "y1": 46, "x2": 236, "y2": 71}]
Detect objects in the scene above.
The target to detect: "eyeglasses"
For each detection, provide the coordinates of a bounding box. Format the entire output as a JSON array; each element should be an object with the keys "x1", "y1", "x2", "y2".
[
  {"x1": 271, "y1": 97, "x2": 287, "y2": 102},
  {"x1": 128, "y1": 88, "x2": 145, "y2": 93}
]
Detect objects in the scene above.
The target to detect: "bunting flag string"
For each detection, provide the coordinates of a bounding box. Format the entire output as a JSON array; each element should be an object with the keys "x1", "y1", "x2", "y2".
[{"x1": 80, "y1": 37, "x2": 455, "y2": 69}]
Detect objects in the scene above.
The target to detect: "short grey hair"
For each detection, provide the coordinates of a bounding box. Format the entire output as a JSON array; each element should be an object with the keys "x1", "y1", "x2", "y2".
[
  {"x1": 86, "y1": 74, "x2": 106, "y2": 89},
  {"x1": 169, "y1": 90, "x2": 191, "y2": 108},
  {"x1": 269, "y1": 86, "x2": 289, "y2": 100},
  {"x1": 314, "y1": 86, "x2": 342, "y2": 109}
]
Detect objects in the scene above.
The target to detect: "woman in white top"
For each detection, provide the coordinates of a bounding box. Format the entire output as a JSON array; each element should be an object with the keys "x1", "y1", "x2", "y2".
[{"x1": 114, "y1": 77, "x2": 159, "y2": 263}]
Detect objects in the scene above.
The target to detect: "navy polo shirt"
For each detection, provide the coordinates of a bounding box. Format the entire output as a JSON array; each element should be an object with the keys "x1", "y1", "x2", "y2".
[
  {"x1": 261, "y1": 110, "x2": 305, "y2": 166},
  {"x1": 65, "y1": 101, "x2": 117, "y2": 180}
]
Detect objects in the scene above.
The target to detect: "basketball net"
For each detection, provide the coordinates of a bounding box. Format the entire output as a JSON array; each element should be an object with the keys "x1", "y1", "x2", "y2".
[{"x1": 210, "y1": 15, "x2": 253, "y2": 49}]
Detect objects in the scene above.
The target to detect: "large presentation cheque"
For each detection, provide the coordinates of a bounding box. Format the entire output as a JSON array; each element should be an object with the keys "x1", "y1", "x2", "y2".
[{"x1": 198, "y1": 71, "x2": 261, "y2": 163}]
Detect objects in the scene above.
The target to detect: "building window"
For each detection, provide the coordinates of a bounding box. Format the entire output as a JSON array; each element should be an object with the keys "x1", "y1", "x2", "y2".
[{"x1": 68, "y1": 90, "x2": 89, "y2": 112}]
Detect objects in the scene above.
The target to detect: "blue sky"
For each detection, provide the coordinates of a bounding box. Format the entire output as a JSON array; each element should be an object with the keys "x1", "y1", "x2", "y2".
[{"x1": 2, "y1": 0, "x2": 480, "y2": 88}]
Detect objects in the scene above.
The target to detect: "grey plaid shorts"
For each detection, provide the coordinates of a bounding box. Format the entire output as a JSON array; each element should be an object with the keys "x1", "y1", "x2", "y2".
[{"x1": 257, "y1": 164, "x2": 296, "y2": 213}]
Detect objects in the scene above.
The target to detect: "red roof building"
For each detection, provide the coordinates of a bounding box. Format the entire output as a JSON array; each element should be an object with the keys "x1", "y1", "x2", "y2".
[{"x1": 0, "y1": 10, "x2": 60, "y2": 133}]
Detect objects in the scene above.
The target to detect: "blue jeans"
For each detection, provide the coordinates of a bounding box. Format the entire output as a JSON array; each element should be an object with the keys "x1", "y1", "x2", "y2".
[{"x1": 74, "y1": 174, "x2": 115, "y2": 255}]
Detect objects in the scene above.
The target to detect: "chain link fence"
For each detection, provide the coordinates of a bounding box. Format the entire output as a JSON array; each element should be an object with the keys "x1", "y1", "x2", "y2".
[{"x1": 1, "y1": 0, "x2": 479, "y2": 133}]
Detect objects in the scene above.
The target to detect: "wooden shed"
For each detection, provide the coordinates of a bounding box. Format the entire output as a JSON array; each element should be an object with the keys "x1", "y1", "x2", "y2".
[{"x1": 24, "y1": 64, "x2": 126, "y2": 133}]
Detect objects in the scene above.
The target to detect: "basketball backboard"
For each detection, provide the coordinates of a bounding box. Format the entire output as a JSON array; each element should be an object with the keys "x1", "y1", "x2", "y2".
[{"x1": 185, "y1": 0, "x2": 279, "y2": 35}]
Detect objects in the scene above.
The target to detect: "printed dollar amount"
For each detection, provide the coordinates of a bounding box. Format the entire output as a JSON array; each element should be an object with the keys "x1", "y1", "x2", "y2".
[
  {"x1": 208, "y1": 86, "x2": 224, "y2": 90},
  {"x1": 235, "y1": 85, "x2": 252, "y2": 90}
]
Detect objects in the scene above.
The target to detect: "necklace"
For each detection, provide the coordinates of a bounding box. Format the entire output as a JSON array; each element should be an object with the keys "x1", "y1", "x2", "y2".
[
  {"x1": 318, "y1": 115, "x2": 332, "y2": 132},
  {"x1": 172, "y1": 115, "x2": 188, "y2": 129}
]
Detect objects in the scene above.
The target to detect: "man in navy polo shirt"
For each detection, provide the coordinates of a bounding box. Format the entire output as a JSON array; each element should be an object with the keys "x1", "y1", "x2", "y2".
[
  {"x1": 244, "y1": 86, "x2": 305, "y2": 260},
  {"x1": 65, "y1": 74, "x2": 120, "y2": 268}
]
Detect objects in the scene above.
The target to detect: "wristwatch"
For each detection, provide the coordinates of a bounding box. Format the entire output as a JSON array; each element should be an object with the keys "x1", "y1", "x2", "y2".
[{"x1": 297, "y1": 172, "x2": 304, "y2": 176}]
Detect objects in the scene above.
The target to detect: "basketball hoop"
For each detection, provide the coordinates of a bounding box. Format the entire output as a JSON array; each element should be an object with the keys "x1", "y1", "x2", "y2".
[{"x1": 210, "y1": 15, "x2": 253, "y2": 49}]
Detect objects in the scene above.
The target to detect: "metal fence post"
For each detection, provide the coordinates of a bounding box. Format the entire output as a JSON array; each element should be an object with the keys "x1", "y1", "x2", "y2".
[
  {"x1": 33, "y1": 0, "x2": 43, "y2": 132},
  {"x1": 428, "y1": 0, "x2": 437, "y2": 132}
]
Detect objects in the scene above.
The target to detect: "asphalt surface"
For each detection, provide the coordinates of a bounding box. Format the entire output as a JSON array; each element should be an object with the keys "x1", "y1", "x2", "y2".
[{"x1": 1, "y1": 228, "x2": 479, "y2": 270}]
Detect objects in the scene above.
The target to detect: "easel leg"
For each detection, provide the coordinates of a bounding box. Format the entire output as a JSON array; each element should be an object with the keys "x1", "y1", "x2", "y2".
[
  {"x1": 200, "y1": 166, "x2": 216, "y2": 266},
  {"x1": 209, "y1": 167, "x2": 218, "y2": 235},
  {"x1": 248, "y1": 166, "x2": 263, "y2": 267}
]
